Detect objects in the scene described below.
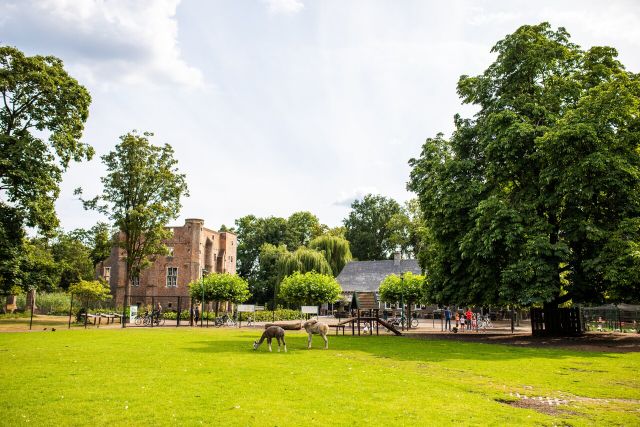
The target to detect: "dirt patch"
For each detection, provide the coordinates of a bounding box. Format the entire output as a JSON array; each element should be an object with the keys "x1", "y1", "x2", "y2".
[
  {"x1": 496, "y1": 398, "x2": 577, "y2": 416},
  {"x1": 408, "y1": 332, "x2": 640, "y2": 353}
]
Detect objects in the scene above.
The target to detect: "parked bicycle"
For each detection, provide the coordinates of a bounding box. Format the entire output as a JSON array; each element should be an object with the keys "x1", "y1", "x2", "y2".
[
  {"x1": 214, "y1": 313, "x2": 237, "y2": 327},
  {"x1": 134, "y1": 310, "x2": 166, "y2": 326},
  {"x1": 386, "y1": 316, "x2": 418, "y2": 329},
  {"x1": 478, "y1": 315, "x2": 493, "y2": 330}
]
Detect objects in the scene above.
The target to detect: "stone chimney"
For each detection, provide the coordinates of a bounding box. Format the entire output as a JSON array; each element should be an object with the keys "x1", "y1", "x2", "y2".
[{"x1": 393, "y1": 251, "x2": 401, "y2": 266}]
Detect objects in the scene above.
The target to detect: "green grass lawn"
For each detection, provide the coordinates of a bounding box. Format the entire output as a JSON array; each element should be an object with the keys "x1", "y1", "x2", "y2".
[{"x1": 0, "y1": 328, "x2": 638, "y2": 426}]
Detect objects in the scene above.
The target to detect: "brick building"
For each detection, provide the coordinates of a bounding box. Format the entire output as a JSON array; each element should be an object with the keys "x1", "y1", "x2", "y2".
[{"x1": 98, "y1": 218, "x2": 237, "y2": 309}]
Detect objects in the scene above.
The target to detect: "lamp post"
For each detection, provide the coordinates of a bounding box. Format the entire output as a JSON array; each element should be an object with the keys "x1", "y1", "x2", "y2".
[
  {"x1": 400, "y1": 276, "x2": 405, "y2": 331},
  {"x1": 201, "y1": 269, "x2": 207, "y2": 327}
]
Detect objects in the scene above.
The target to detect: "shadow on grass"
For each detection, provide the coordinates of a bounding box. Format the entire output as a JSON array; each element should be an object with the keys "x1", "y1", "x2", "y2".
[{"x1": 184, "y1": 331, "x2": 618, "y2": 364}]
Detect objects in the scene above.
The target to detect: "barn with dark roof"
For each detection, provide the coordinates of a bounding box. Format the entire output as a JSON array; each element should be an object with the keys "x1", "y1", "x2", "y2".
[{"x1": 335, "y1": 253, "x2": 426, "y2": 311}]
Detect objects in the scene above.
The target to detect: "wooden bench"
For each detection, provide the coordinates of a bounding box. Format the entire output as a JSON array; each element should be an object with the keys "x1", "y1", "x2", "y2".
[
  {"x1": 328, "y1": 324, "x2": 346, "y2": 335},
  {"x1": 80, "y1": 313, "x2": 101, "y2": 326},
  {"x1": 99, "y1": 313, "x2": 121, "y2": 324}
]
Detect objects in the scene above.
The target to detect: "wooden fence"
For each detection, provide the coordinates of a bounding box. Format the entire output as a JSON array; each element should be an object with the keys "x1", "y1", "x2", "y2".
[{"x1": 530, "y1": 306, "x2": 584, "y2": 336}]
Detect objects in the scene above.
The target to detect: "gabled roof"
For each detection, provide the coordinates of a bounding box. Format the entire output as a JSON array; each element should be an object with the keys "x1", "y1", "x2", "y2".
[{"x1": 336, "y1": 259, "x2": 422, "y2": 293}]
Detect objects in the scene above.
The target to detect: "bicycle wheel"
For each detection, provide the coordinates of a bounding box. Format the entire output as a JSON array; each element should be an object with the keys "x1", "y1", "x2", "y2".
[
  {"x1": 143, "y1": 316, "x2": 151, "y2": 326},
  {"x1": 411, "y1": 318, "x2": 419, "y2": 328},
  {"x1": 135, "y1": 316, "x2": 142, "y2": 326},
  {"x1": 159, "y1": 314, "x2": 166, "y2": 326}
]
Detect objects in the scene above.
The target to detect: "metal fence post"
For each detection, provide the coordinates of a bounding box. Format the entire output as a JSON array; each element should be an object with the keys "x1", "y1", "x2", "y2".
[
  {"x1": 68, "y1": 294, "x2": 73, "y2": 329},
  {"x1": 177, "y1": 296, "x2": 181, "y2": 327}
]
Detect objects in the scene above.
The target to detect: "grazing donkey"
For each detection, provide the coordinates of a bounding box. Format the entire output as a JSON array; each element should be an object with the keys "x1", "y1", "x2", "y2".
[
  {"x1": 303, "y1": 319, "x2": 329, "y2": 349},
  {"x1": 253, "y1": 326, "x2": 287, "y2": 352}
]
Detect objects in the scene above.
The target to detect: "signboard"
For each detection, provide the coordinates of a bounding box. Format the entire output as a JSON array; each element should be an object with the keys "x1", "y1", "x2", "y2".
[
  {"x1": 237, "y1": 304, "x2": 255, "y2": 313},
  {"x1": 130, "y1": 305, "x2": 138, "y2": 323},
  {"x1": 301, "y1": 305, "x2": 318, "y2": 315}
]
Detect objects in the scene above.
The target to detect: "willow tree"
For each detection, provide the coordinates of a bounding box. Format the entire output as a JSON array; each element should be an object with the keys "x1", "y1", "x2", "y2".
[
  {"x1": 277, "y1": 247, "x2": 332, "y2": 280},
  {"x1": 308, "y1": 235, "x2": 352, "y2": 276}
]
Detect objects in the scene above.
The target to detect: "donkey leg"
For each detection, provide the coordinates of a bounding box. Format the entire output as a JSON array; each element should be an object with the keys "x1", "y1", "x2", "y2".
[
  {"x1": 276, "y1": 337, "x2": 281, "y2": 352},
  {"x1": 322, "y1": 333, "x2": 328, "y2": 349},
  {"x1": 268, "y1": 337, "x2": 272, "y2": 352},
  {"x1": 307, "y1": 333, "x2": 312, "y2": 349},
  {"x1": 282, "y1": 336, "x2": 287, "y2": 353}
]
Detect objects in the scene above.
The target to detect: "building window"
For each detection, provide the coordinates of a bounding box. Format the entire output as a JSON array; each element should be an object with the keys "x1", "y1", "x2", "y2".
[
  {"x1": 166, "y1": 267, "x2": 178, "y2": 287},
  {"x1": 103, "y1": 267, "x2": 111, "y2": 283},
  {"x1": 132, "y1": 276, "x2": 140, "y2": 287},
  {"x1": 229, "y1": 256, "x2": 233, "y2": 263},
  {"x1": 167, "y1": 247, "x2": 174, "y2": 257}
]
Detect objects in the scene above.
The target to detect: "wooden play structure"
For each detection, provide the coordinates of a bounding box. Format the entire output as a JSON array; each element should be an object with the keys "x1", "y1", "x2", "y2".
[{"x1": 333, "y1": 293, "x2": 402, "y2": 336}]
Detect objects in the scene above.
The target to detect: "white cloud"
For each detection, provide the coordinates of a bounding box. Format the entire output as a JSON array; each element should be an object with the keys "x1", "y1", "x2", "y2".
[
  {"x1": 0, "y1": 0, "x2": 204, "y2": 89},
  {"x1": 263, "y1": 0, "x2": 304, "y2": 16},
  {"x1": 333, "y1": 187, "x2": 380, "y2": 207}
]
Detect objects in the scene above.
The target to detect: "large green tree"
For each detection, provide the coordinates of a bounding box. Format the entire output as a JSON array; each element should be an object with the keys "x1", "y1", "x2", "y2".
[
  {"x1": 249, "y1": 243, "x2": 288, "y2": 307},
  {"x1": 235, "y1": 212, "x2": 327, "y2": 280},
  {"x1": 73, "y1": 222, "x2": 114, "y2": 267},
  {"x1": 78, "y1": 131, "x2": 189, "y2": 308},
  {"x1": 408, "y1": 23, "x2": 640, "y2": 306},
  {"x1": 284, "y1": 211, "x2": 325, "y2": 250},
  {"x1": 235, "y1": 215, "x2": 288, "y2": 279},
  {"x1": 50, "y1": 231, "x2": 94, "y2": 290},
  {"x1": 0, "y1": 46, "x2": 92, "y2": 293},
  {"x1": 386, "y1": 199, "x2": 428, "y2": 260},
  {"x1": 344, "y1": 194, "x2": 402, "y2": 260}
]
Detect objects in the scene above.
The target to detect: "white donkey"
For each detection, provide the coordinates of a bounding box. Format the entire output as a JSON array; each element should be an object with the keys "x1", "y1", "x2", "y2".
[
  {"x1": 253, "y1": 326, "x2": 287, "y2": 352},
  {"x1": 303, "y1": 319, "x2": 329, "y2": 349}
]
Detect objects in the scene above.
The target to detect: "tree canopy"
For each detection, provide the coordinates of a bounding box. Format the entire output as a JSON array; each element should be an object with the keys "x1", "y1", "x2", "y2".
[
  {"x1": 188, "y1": 273, "x2": 250, "y2": 314},
  {"x1": 235, "y1": 212, "x2": 325, "y2": 280},
  {"x1": 78, "y1": 131, "x2": 189, "y2": 302},
  {"x1": 0, "y1": 47, "x2": 92, "y2": 294},
  {"x1": 343, "y1": 194, "x2": 402, "y2": 260},
  {"x1": 378, "y1": 272, "x2": 426, "y2": 328},
  {"x1": 68, "y1": 280, "x2": 111, "y2": 304},
  {"x1": 408, "y1": 23, "x2": 640, "y2": 306},
  {"x1": 1, "y1": 46, "x2": 93, "y2": 234},
  {"x1": 308, "y1": 234, "x2": 352, "y2": 276},
  {"x1": 276, "y1": 247, "x2": 333, "y2": 281},
  {"x1": 278, "y1": 271, "x2": 342, "y2": 306}
]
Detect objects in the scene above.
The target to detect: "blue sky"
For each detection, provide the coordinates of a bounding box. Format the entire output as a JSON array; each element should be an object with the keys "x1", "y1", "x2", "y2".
[{"x1": 1, "y1": 0, "x2": 639, "y2": 231}]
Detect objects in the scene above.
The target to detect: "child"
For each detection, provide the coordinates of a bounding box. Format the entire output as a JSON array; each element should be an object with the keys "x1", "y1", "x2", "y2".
[
  {"x1": 455, "y1": 312, "x2": 460, "y2": 329},
  {"x1": 460, "y1": 316, "x2": 465, "y2": 332}
]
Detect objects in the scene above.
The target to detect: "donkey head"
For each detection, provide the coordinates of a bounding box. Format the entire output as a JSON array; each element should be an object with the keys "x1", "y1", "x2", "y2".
[{"x1": 253, "y1": 340, "x2": 259, "y2": 350}]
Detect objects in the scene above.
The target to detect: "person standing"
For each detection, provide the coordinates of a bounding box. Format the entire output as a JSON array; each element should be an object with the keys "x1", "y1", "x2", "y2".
[
  {"x1": 465, "y1": 308, "x2": 473, "y2": 330},
  {"x1": 444, "y1": 306, "x2": 452, "y2": 331},
  {"x1": 194, "y1": 305, "x2": 200, "y2": 324},
  {"x1": 154, "y1": 302, "x2": 162, "y2": 322}
]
